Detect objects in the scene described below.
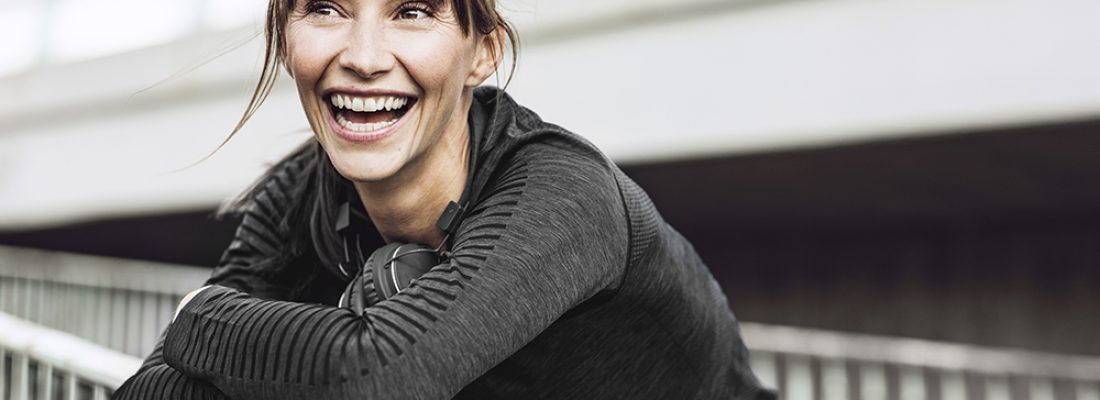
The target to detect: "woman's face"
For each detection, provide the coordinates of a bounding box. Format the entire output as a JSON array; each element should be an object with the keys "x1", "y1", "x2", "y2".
[{"x1": 285, "y1": 0, "x2": 494, "y2": 183}]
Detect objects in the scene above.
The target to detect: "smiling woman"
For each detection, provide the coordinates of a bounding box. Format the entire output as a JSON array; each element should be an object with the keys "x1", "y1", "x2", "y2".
[
  {"x1": 284, "y1": 0, "x2": 506, "y2": 244},
  {"x1": 111, "y1": 0, "x2": 773, "y2": 399}
]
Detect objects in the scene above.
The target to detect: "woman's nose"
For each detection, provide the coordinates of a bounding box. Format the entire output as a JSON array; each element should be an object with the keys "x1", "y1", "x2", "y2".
[{"x1": 337, "y1": 20, "x2": 395, "y2": 80}]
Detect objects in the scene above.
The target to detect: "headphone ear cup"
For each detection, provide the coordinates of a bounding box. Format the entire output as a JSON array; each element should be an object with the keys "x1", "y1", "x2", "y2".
[
  {"x1": 368, "y1": 243, "x2": 403, "y2": 300},
  {"x1": 393, "y1": 243, "x2": 438, "y2": 287},
  {"x1": 371, "y1": 243, "x2": 439, "y2": 300}
]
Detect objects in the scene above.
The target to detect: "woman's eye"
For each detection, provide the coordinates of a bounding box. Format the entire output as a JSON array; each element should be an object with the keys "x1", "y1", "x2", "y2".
[
  {"x1": 399, "y1": 10, "x2": 427, "y2": 19},
  {"x1": 312, "y1": 6, "x2": 339, "y2": 16},
  {"x1": 397, "y1": 3, "x2": 434, "y2": 20},
  {"x1": 305, "y1": 1, "x2": 340, "y2": 17}
]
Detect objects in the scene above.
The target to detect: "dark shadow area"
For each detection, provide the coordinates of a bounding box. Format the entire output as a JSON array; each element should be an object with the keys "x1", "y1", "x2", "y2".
[
  {"x1": 624, "y1": 116, "x2": 1100, "y2": 357},
  {"x1": 0, "y1": 211, "x2": 240, "y2": 267}
]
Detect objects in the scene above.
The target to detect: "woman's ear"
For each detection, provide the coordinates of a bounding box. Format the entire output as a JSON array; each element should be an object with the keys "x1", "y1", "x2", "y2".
[{"x1": 465, "y1": 29, "x2": 506, "y2": 87}]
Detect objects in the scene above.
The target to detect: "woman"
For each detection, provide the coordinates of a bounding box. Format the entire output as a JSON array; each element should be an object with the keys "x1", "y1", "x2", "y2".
[{"x1": 114, "y1": 0, "x2": 774, "y2": 398}]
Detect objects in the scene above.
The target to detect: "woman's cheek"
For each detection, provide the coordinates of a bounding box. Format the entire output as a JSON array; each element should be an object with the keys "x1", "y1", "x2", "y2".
[
  {"x1": 285, "y1": 27, "x2": 341, "y2": 81},
  {"x1": 389, "y1": 31, "x2": 472, "y2": 86}
]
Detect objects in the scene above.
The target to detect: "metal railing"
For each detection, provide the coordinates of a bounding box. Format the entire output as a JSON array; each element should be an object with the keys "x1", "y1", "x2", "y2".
[
  {"x1": 0, "y1": 312, "x2": 141, "y2": 400},
  {"x1": 743, "y1": 323, "x2": 1100, "y2": 400},
  {"x1": 0, "y1": 246, "x2": 209, "y2": 358},
  {"x1": 4, "y1": 245, "x2": 1100, "y2": 399}
]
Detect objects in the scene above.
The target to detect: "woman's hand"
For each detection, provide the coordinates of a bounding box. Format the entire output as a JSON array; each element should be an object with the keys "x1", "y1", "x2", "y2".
[{"x1": 173, "y1": 285, "x2": 213, "y2": 323}]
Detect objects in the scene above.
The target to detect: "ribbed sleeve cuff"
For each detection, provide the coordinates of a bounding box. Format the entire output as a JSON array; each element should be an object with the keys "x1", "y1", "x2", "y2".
[{"x1": 162, "y1": 285, "x2": 238, "y2": 375}]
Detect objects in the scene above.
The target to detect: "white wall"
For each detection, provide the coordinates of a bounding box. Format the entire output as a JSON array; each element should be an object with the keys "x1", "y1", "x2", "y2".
[{"x1": 2, "y1": 0, "x2": 1099, "y2": 229}]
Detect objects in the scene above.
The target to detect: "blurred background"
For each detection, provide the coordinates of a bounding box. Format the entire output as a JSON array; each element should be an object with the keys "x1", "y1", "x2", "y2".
[{"x1": 2, "y1": 0, "x2": 1100, "y2": 398}]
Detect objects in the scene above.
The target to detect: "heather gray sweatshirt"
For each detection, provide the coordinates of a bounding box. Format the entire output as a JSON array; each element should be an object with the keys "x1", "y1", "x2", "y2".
[{"x1": 113, "y1": 88, "x2": 774, "y2": 400}]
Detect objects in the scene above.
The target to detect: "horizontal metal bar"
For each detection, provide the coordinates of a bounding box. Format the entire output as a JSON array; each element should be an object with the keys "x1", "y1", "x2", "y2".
[
  {"x1": 0, "y1": 245, "x2": 208, "y2": 295},
  {"x1": 741, "y1": 322, "x2": 1100, "y2": 380},
  {"x1": 0, "y1": 312, "x2": 141, "y2": 389}
]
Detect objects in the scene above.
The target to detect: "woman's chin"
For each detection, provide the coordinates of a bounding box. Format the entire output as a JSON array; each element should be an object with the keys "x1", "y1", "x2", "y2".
[
  {"x1": 317, "y1": 134, "x2": 404, "y2": 182},
  {"x1": 332, "y1": 160, "x2": 402, "y2": 184}
]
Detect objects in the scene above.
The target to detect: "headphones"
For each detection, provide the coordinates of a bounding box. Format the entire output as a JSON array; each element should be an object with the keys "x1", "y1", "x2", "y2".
[{"x1": 336, "y1": 200, "x2": 467, "y2": 312}]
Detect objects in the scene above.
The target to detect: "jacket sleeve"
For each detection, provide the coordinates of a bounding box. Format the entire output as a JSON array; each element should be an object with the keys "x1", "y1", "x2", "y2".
[
  {"x1": 112, "y1": 333, "x2": 232, "y2": 400},
  {"x1": 112, "y1": 148, "x2": 315, "y2": 400},
  {"x1": 161, "y1": 146, "x2": 631, "y2": 400}
]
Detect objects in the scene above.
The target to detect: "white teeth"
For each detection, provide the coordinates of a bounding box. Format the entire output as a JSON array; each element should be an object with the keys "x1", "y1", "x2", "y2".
[
  {"x1": 336, "y1": 112, "x2": 399, "y2": 133},
  {"x1": 330, "y1": 94, "x2": 410, "y2": 113},
  {"x1": 389, "y1": 97, "x2": 407, "y2": 110}
]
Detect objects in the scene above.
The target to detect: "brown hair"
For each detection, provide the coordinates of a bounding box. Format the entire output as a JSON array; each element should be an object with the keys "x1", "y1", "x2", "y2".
[{"x1": 223, "y1": 0, "x2": 518, "y2": 148}]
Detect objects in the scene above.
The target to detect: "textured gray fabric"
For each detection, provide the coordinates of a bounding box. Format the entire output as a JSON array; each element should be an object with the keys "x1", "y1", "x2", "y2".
[{"x1": 114, "y1": 88, "x2": 773, "y2": 400}]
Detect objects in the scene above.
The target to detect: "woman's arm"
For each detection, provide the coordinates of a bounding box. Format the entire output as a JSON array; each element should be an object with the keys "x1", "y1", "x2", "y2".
[
  {"x1": 113, "y1": 334, "x2": 232, "y2": 400},
  {"x1": 162, "y1": 147, "x2": 630, "y2": 400},
  {"x1": 113, "y1": 146, "x2": 316, "y2": 400}
]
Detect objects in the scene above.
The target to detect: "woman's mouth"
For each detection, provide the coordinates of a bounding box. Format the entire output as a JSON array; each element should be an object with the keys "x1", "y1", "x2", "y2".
[{"x1": 328, "y1": 93, "x2": 417, "y2": 136}]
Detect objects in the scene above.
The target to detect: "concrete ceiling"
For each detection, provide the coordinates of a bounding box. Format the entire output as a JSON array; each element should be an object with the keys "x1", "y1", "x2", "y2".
[{"x1": 2, "y1": 0, "x2": 1099, "y2": 230}]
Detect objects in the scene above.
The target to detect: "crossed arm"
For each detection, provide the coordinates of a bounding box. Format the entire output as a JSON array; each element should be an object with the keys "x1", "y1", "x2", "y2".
[{"x1": 114, "y1": 146, "x2": 628, "y2": 400}]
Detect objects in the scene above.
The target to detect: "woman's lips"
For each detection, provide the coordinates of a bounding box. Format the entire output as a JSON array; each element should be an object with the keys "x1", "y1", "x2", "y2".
[{"x1": 325, "y1": 92, "x2": 417, "y2": 143}]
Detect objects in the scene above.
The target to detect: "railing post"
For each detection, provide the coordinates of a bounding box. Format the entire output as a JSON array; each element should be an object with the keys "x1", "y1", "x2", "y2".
[
  {"x1": 37, "y1": 363, "x2": 53, "y2": 400},
  {"x1": 0, "y1": 347, "x2": 6, "y2": 399},
  {"x1": 859, "y1": 362, "x2": 887, "y2": 400},
  {"x1": 941, "y1": 371, "x2": 967, "y2": 400},
  {"x1": 1078, "y1": 382, "x2": 1100, "y2": 400},
  {"x1": 750, "y1": 351, "x2": 779, "y2": 392},
  {"x1": 1028, "y1": 378, "x2": 1054, "y2": 400},
  {"x1": 821, "y1": 359, "x2": 849, "y2": 400},
  {"x1": 784, "y1": 356, "x2": 813, "y2": 400},
  {"x1": 11, "y1": 352, "x2": 29, "y2": 400},
  {"x1": 986, "y1": 376, "x2": 1011, "y2": 400},
  {"x1": 899, "y1": 366, "x2": 926, "y2": 400},
  {"x1": 93, "y1": 386, "x2": 108, "y2": 400},
  {"x1": 63, "y1": 372, "x2": 78, "y2": 400},
  {"x1": 0, "y1": 277, "x2": 8, "y2": 313}
]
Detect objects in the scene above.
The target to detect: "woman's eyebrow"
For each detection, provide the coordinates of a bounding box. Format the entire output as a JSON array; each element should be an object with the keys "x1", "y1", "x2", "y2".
[{"x1": 388, "y1": 0, "x2": 447, "y2": 8}]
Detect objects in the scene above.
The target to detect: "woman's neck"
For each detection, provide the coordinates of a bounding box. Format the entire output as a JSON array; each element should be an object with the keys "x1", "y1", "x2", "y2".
[{"x1": 352, "y1": 123, "x2": 470, "y2": 248}]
